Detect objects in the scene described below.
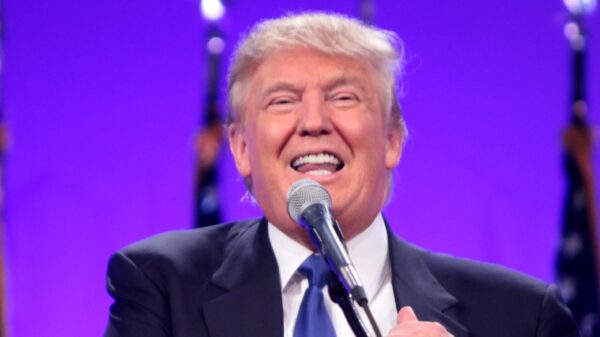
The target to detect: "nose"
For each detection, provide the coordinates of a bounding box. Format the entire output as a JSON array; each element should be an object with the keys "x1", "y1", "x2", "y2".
[{"x1": 297, "y1": 93, "x2": 333, "y2": 136}]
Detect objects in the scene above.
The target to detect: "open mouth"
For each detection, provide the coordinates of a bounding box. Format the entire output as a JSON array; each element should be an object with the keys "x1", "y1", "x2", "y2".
[{"x1": 291, "y1": 152, "x2": 345, "y2": 176}]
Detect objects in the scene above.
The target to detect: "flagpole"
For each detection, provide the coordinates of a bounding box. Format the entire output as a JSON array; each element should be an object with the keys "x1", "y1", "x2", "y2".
[
  {"x1": 194, "y1": 0, "x2": 226, "y2": 228},
  {"x1": 0, "y1": 0, "x2": 7, "y2": 333}
]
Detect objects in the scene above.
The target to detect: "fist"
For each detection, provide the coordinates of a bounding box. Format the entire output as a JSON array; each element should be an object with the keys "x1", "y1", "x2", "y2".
[{"x1": 386, "y1": 306, "x2": 454, "y2": 337}]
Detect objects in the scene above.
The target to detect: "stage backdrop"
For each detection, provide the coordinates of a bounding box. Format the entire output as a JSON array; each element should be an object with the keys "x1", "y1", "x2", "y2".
[{"x1": 3, "y1": 0, "x2": 599, "y2": 336}]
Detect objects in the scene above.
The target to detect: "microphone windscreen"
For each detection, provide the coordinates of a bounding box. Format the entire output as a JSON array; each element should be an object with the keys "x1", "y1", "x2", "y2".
[{"x1": 286, "y1": 179, "x2": 332, "y2": 222}]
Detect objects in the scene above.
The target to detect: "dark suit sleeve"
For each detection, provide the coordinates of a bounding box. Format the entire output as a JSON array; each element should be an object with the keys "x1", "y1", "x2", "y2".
[
  {"x1": 535, "y1": 285, "x2": 581, "y2": 337},
  {"x1": 105, "y1": 252, "x2": 172, "y2": 337}
]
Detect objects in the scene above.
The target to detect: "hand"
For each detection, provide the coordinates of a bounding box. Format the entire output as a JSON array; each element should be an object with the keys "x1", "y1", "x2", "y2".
[{"x1": 386, "y1": 306, "x2": 454, "y2": 337}]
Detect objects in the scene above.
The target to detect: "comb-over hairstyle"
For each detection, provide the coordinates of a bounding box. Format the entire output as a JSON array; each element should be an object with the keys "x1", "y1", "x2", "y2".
[{"x1": 226, "y1": 12, "x2": 407, "y2": 137}]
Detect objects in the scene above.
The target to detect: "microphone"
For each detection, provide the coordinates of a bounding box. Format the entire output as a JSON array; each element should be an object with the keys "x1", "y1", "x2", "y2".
[{"x1": 286, "y1": 178, "x2": 367, "y2": 304}]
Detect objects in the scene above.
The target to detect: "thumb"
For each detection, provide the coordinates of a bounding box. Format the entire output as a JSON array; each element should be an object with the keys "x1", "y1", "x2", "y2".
[{"x1": 396, "y1": 306, "x2": 419, "y2": 324}]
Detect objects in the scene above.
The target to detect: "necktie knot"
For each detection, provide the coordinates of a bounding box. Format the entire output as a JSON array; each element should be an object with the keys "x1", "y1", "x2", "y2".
[{"x1": 298, "y1": 254, "x2": 329, "y2": 288}]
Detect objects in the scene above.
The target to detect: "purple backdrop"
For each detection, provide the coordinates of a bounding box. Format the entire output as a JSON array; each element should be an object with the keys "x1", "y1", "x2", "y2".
[{"x1": 3, "y1": 0, "x2": 599, "y2": 336}]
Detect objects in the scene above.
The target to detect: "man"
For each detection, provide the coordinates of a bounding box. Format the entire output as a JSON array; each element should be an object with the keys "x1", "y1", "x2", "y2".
[{"x1": 105, "y1": 12, "x2": 580, "y2": 337}]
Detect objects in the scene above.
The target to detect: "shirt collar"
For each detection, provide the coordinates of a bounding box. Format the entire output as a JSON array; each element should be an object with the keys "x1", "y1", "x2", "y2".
[
  {"x1": 346, "y1": 213, "x2": 389, "y2": 301},
  {"x1": 268, "y1": 213, "x2": 389, "y2": 300},
  {"x1": 268, "y1": 221, "x2": 313, "y2": 292}
]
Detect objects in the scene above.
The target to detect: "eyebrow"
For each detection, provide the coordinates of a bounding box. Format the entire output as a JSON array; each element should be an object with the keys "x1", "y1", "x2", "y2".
[
  {"x1": 258, "y1": 74, "x2": 368, "y2": 100},
  {"x1": 259, "y1": 81, "x2": 304, "y2": 99},
  {"x1": 321, "y1": 74, "x2": 368, "y2": 93}
]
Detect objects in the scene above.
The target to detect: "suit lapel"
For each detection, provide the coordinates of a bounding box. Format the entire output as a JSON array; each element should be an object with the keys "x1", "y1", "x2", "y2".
[
  {"x1": 387, "y1": 227, "x2": 470, "y2": 337},
  {"x1": 199, "y1": 218, "x2": 469, "y2": 337},
  {"x1": 202, "y1": 219, "x2": 283, "y2": 337}
]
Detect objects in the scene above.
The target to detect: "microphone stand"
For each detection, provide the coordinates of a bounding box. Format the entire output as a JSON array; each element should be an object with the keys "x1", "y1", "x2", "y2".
[
  {"x1": 324, "y1": 220, "x2": 382, "y2": 337},
  {"x1": 327, "y1": 272, "x2": 370, "y2": 337}
]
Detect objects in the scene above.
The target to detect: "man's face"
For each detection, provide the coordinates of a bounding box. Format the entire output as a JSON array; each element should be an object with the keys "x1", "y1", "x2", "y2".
[{"x1": 229, "y1": 48, "x2": 403, "y2": 247}]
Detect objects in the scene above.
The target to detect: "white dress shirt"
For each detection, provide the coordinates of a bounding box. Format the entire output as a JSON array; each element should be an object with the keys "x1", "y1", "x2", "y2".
[{"x1": 268, "y1": 214, "x2": 397, "y2": 337}]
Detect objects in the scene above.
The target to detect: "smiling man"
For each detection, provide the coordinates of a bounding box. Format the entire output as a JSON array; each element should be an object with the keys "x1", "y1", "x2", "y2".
[{"x1": 105, "y1": 12, "x2": 580, "y2": 337}]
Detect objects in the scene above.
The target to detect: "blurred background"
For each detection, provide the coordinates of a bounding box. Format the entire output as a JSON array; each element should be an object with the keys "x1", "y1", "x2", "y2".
[{"x1": 0, "y1": 0, "x2": 599, "y2": 336}]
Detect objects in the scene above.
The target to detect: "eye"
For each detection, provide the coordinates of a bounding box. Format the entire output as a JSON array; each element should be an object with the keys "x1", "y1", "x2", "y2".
[
  {"x1": 330, "y1": 92, "x2": 359, "y2": 108},
  {"x1": 266, "y1": 96, "x2": 297, "y2": 113},
  {"x1": 335, "y1": 94, "x2": 356, "y2": 101},
  {"x1": 271, "y1": 98, "x2": 294, "y2": 105}
]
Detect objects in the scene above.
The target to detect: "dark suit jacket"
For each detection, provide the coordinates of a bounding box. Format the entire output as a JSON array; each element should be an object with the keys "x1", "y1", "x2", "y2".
[{"x1": 105, "y1": 218, "x2": 580, "y2": 337}]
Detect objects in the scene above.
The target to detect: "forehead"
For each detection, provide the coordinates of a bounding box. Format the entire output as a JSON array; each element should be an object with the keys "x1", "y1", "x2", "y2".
[{"x1": 249, "y1": 47, "x2": 377, "y2": 90}]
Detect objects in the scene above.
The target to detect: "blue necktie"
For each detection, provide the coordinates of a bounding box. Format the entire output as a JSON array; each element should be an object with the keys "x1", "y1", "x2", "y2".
[{"x1": 294, "y1": 255, "x2": 337, "y2": 337}]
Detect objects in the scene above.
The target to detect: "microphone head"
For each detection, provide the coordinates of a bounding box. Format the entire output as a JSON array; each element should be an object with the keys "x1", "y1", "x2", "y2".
[{"x1": 286, "y1": 179, "x2": 332, "y2": 223}]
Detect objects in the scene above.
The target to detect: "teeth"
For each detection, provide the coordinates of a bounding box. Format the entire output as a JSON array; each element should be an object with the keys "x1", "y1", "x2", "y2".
[
  {"x1": 305, "y1": 170, "x2": 333, "y2": 176},
  {"x1": 292, "y1": 153, "x2": 341, "y2": 168}
]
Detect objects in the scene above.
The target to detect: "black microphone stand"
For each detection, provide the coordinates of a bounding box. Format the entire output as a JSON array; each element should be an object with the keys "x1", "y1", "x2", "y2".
[{"x1": 327, "y1": 272, "x2": 370, "y2": 337}]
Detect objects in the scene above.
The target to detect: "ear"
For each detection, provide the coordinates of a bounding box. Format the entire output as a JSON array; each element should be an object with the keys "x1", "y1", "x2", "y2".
[
  {"x1": 228, "y1": 124, "x2": 252, "y2": 177},
  {"x1": 385, "y1": 125, "x2": 403, "y2": 170}
]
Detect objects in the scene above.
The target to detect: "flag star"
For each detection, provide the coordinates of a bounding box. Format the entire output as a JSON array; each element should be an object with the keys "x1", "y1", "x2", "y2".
[
  {"x1": 580, "y1": 313, "x2": 600, "y2": 337},
  {"x1": 562, "y1": 232, "x2": 583, "y2": 257},
  {"x1": 200, "y1": 187, "x2": 219, "y2": 212},
  {"x1": 558, "y1": 276, "x2": 577, "y2": 302},
  {"x1": 572, "y1": 188, "x2": 587, "y2": 211}
]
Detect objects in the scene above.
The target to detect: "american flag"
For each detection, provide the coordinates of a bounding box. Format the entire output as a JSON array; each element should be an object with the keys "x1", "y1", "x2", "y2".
[
  {"x1": 557, "y1": 13, "x2": 600, "y2": 336},
  {"x1": 194, "y1": 22, "x2": 225, "y2": 228}
]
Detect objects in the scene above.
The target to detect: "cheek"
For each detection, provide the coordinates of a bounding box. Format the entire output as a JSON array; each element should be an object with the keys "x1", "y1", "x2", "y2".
[
  {"x1": 247, "y1": 115, "x2": 296, "y2": 166},
  {"x1": 352, "y1": 126, "x2": 393, "y2": 178},
  {"x1": 340, "y1": 114, "x2": 387, "y2": 152}
]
